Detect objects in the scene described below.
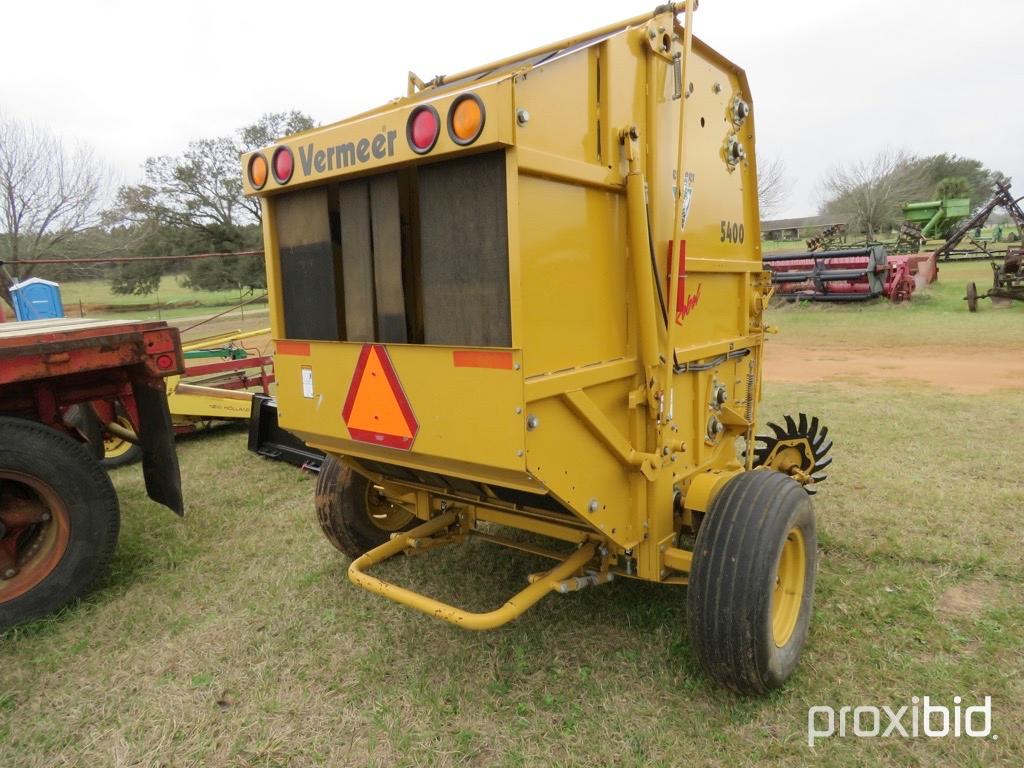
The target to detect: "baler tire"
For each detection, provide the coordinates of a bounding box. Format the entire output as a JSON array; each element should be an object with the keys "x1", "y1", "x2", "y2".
[
  {"x1": 315, "y1": 455, "x2": 416, "y2": 559},
  {"x1": 966, "y1": 282, "x2": 978, "y2": 312},
  {"x1": 687, "y1": 469, "x2": 816, "y2": 695},
  {"x1": 0, "y1": 417, "x2": 120, "y2": 631}
]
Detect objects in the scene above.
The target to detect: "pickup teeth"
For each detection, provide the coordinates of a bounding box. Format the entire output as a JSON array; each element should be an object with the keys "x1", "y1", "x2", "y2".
[{"x1": 745, "y1": 412, "x2": 834, "y2": 495}]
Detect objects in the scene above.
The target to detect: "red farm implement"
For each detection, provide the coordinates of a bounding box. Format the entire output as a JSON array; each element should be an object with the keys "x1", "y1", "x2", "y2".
[{"x1": 764, "y1": 246, "x2": 937, "y2": 303}]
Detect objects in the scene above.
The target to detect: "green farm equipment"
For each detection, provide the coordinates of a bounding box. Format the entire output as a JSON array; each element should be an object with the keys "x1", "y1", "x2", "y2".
[{"x1": 902, "y1": 198, "x2": 971, "y2": 240}]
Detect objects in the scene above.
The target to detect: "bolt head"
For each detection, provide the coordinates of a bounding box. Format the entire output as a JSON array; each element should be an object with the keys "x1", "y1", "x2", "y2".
[
  {"x1": 526, "y1": 415, "x2": 539, "y2": 431},
  {"x1": 587, "y1": 499, "x2": 599, "y2": 513},
  {"x1": 516, "y1": 108, "x2": 530, "y2": 126}
]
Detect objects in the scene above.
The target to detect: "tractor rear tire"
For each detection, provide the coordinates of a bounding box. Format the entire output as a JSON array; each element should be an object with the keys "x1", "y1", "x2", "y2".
[
  {"x1": 0, "y1": 417, "x2": 120, "y2": 631},
  {"x1": 315, "y1": 455, "x2": 416, "y2": 559},
  {"x1": 966, "y1": 282, "x2": 978, "y2": 312},
  {"x1": 687, "y1": 470, "x2": 816, "y2": 694}
]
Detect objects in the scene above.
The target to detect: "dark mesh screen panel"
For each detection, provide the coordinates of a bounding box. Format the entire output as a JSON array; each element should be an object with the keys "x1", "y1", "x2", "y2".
[
  {"x1": 338, "y1": 180, "x2": 375, "y2": 343},
  {"x1": 417, "y1": 151, "x2": 511, "y2": 347},
  {"x1": 275, "y1": 187, "x2": 342, "y2": 341},
  {"x1": 369, "y1": 174, "x2": 407, "y2": 343}
]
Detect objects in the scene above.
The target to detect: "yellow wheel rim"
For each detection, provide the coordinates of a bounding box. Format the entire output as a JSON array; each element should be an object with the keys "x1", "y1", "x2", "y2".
[
  {"x1": 771, "y1": 526, "x2": 806, "y2": 647},
  {"x1": 103, "y1": 416, "x2": 136, "y2": 459},
  {"x1": 364, "y1": 484, "x2": 414, "y2": 532}
]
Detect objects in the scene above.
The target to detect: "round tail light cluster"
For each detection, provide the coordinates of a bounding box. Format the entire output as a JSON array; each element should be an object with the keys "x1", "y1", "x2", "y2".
[
  {"x1": 247, "y1": 146, "x2": 294, "y2": 189},
  {"x1": 248, "y1": 91, "x2": 488, "y2": 189},
  {"x1": 406, "y1": 93, "x2": 485, "y2": 154}
]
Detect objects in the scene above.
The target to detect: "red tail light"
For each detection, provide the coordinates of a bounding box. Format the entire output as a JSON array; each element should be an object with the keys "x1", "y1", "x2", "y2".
[
  {"x1": 272, "y1": 146, "x2": 294, "y2": 184},
  {"x1": 407, "y1": 105, "x2": 440, "y2": 154}
]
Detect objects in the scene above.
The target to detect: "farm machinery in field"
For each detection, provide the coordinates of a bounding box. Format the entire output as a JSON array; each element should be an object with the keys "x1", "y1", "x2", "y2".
[
  {"x1": 242, "y1": 3, "x2": 835, "y2": 694},
  {"x1": 100, "y1": 328, "x2": 274, "y2": 466},
  {"x1": 763, "y1": 245, "x2": 934, "y2": 303},
  {"x1": 897, "y1": 197, "x2": 972, "y2": 253},
  {"x1": 1, "y1": 318, "x2": 184, "y2": 628},
  {"x1": 965, "y1": 251, "x2": 1024, "y2": 312},
  {"x1": 936, "y1": 181, "x2": 1024, "y2": 262}
]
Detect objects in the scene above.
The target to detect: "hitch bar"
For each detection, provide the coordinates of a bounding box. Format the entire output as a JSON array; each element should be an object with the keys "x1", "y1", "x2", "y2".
[{"x1": 348, "y1": 511, "x2": 599, "y2": 630}]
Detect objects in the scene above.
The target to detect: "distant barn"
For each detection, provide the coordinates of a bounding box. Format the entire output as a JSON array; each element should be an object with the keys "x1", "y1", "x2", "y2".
[{"x1": 761, "y1": 214, "x2": 852, "y2": 241}]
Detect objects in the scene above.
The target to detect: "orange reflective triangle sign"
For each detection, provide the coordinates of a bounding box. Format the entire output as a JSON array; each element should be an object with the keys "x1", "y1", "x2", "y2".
[{"x1": 342, "y1": 344, "x2": 418, "y2": 450}]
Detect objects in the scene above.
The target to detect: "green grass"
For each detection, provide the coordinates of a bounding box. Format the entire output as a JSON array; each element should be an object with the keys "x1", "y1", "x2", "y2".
[
  {"x1": 57, "y1": 277, "x2": 261, "y2": 320},
  {"x1": 1, "y1": 284, "x2": 1023, "y2": 766},
  {"x1": 770, "y1": 260, "x2": 1024, "y2": 350}
]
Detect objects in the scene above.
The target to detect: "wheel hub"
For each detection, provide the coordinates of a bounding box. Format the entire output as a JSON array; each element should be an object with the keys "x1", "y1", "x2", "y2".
[
  {"x1": 771, "y1": 526, "x2": 806, "y2": 647},
  {"x1": 364, "y1": 484, "x2": 414, "y2": 532},
  {"x1": 0, "y1": 472, "x2": 69, "y2": 597}
]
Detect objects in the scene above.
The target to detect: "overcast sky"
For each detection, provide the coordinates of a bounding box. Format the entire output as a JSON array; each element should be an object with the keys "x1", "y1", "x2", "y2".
[{"x1": 1, "y1": 0, "x2": 1019, "y2": 218}]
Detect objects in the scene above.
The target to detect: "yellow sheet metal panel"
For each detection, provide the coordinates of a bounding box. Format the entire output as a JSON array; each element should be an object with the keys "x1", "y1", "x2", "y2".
[
  {"x1": 273, "y1": 342, "x2": 527, "y2": 473},
  {"x1": 518, "y1": 176, "x2": 628, "y2": 377},
  {"x1": 524, "y1": 393, "x2": 639, "y2": 549},
  {"x1": 513, "y1": 47, "x2": 600, "y2": 165}
]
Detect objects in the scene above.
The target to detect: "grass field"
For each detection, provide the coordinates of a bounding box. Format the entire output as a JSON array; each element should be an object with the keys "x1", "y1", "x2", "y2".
[
  {"x1": 770, "y1": 260, "x2": 1024, "y2": 348},
  {"x1": 56, "y1": 277, "x2": 264, "y2": 321},
  {"x1": 2, "y1": 268, "x2": 1023, "y2": 766}
]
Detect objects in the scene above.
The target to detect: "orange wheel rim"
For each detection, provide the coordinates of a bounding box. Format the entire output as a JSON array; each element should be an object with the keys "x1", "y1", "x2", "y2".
[{"x1": 0, "y1": 470, "x2": 71, "y2": 603}]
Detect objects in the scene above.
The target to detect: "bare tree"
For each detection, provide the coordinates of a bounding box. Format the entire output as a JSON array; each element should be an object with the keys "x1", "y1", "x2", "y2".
[
  {"x1": 819, "y1": 148, "x2": 929, "y2": 239},
  {"x1": 0, "y1": 113, "x2": 109, "y2": 306},
  {"x1": 757, "y1": 156, "x2": 791, "y2": 218}
]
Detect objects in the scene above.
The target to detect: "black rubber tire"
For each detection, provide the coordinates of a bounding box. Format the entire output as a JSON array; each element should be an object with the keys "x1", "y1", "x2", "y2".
[
  {"x1": 0, "y1": 417, "x2": 120, "y2": 630},
  {"x1": 966, "y1": 282, "x2": 978, "y2": 312},
  {"x1": 315, "y1": 455, "x2": 416, "y2": 558},
  {"x1": 687, "y1": 470, "x2": 816, "y2": 694}
]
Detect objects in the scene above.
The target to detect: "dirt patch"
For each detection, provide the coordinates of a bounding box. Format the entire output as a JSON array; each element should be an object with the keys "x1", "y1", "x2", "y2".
[
  {"x1": 764, "y1": 340, "x2": 1024, "y2": 393},
  {"x1": 936, "y1": 580, "x2": 1000, "y2": 619}
]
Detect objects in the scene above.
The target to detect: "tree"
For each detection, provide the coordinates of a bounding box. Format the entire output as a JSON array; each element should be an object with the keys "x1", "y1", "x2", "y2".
[
  {"x1": 113, "y1": 111, "x2": 315, "y2": 293},
  {"x1": 910, "y1": 153, "x2": 1000, "y2": 207},
  {"x1": 757, "y1": 156, "x2": 790, "y2": 218},
  {"x1": 819, "y1": 149, "x2": 929, "y2": 239},
  {"x1": 0, "y1": 113, "x2": 110, "y2": 307},
  {"x1": 935, "y1": 176, "x2": 971, "y2": 200}
]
